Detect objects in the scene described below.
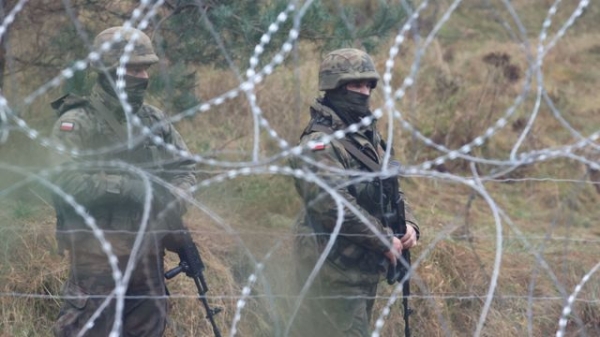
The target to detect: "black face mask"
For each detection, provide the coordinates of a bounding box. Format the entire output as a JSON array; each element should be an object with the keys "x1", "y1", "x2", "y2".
[
  {"x1": 99, "y1": 73, "x2": 149, "y2": 113},
  {"x1": 123, "y1": 75, "x2": 148, "y2": 112},
  {"x1": 324, "y1": 87, "x2": 371, "y2": 125}
]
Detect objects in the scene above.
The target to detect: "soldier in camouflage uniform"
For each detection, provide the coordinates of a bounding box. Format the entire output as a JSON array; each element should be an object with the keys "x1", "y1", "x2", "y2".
[
  {"x1": 289, "y1": 48, "x2": 420, "y2": 336},
  {"x1": 49, "y1": 27, "x2": 196, "y2": 337}
]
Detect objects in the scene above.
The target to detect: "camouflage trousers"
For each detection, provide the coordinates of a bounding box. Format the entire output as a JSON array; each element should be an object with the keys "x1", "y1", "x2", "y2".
[
  {"x1": 289, "y1": 256, "x2": 379, "y2": 337},
  {"x1": 53, "y1": 264, "x2": 168, "y2": 337},
  {"x1": 290, "y1": 282, "x2": 378, "y2": 337}
]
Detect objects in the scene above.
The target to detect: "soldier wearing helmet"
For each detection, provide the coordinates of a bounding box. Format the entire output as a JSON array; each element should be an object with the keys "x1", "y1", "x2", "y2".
[
  {"x1": 90, "y1": 26, "x2": 159, "y2": 72},
  {"x1": 49, "y1": 26, "x2": 196, "y2": 337},
  {"x1": 289, "y1": 48, "x2": 420, "y2": 336},
  {"x1": 88, "y1": 26, "x2": 160, "y2": 114}
]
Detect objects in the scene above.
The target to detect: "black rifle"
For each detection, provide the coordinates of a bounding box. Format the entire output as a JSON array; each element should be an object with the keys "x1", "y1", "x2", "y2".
[
  {"x1": 381, "y1": 175, "x2": 413, "y2": 337},
  {"x1": 164, "y1": 221, "x2": 222, "y2": 337}
]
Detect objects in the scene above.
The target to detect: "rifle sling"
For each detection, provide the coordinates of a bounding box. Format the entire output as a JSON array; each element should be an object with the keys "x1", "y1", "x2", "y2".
[
  {"x1": 90, "y1": 96, "x2": 128, "y2": 143},
  {"x1": 309, "y1": 123, "x2": 382, "y2": 172},
  {"x1": 310, "y1": 123, "x2": 411, "y2": 232}
]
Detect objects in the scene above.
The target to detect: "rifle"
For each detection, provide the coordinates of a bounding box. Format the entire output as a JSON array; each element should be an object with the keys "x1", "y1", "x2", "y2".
[
  {"x1": 164, "y1": 220, "x2": 223, "y2": 337},
  {"x1": 381, "y1": 172, "x2": 413, "y2": 337}
]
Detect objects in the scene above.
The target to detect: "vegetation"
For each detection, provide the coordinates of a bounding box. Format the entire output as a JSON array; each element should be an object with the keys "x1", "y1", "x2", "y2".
[{"x1": 1, "y1": 0, "x2": 600, "y2": 336}]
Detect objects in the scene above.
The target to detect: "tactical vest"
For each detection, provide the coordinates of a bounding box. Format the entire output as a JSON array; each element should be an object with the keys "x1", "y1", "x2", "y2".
[
  {"x1": 51, "y1": 94, "x2": 175, "y2": 256},
  {"x1": 301, "y1": 120, "x2": 396, "y2": 275}
]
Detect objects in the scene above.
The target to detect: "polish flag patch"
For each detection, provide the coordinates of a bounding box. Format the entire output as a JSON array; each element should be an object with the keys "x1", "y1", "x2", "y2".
[
  {"x1": 309, "y1": 142, "x2": 326, "y2": 151},
  {"x1": 59, "y1": 121, "x2": 75, "y2": 132}
]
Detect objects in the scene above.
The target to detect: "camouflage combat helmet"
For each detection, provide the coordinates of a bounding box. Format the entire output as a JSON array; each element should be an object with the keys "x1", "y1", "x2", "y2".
[
  {"x1": 91, "y1": 26, "x2": 159, "y2": 72},
  {"x1": 318, "y1": 48, "x2": 380, "y2": 91}
]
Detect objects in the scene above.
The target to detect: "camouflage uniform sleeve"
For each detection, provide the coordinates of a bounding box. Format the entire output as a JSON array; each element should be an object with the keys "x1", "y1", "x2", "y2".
[
  {"x1": 149, "y1": 109, "x2": 197, "y2": 249},
  {"x1": 49, "y1": 109, "x2": 125, "y2": 206},
  {"x1": 166, "y1": 125, "x2": 196, "y2": 190},
  {"x1": 149, "y1": 106, "x2": 196, "y2": 191},
  {"x1": 291, "y1": 132, "x2": 392, "y2": 254},
  {"x1": 400, "y1": 189, "x2": 420, "y2": 239}
]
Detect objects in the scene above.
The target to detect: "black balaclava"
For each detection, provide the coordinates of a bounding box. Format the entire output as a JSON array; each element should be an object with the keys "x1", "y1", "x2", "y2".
[
  {"x1": 323, "y1": 86, "x2": 371, "y2": 125},
  {"x1": 98, "y1": 72, "x2": 149, "y2": 113}
]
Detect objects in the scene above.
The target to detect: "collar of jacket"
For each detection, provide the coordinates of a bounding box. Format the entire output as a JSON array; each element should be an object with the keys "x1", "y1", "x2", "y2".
[{"x1": 90, "y1": 82, "x2": 129, "y2": 123}]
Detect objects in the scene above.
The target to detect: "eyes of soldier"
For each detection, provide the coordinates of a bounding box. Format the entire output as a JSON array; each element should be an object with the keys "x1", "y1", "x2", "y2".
[
  {"x1": 126, "y1": 65, "x2": 150, "y2": 79},
  {"x1": 346, "y1": 80, "x2": 373, "y2": 95}
]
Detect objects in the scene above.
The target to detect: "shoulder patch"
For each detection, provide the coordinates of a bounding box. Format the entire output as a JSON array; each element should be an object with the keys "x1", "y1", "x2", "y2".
[
  {"x1": 308, "y1": 141, "x2": 327, "y2": 151},
  {"x1": 59, "y1": 121, "x2": 75, "y2": 132}
]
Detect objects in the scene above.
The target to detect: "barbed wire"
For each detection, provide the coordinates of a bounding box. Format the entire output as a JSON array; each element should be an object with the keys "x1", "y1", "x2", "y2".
[{"x1": 3, "y1": 292, "x2": 600, "y2": 303}]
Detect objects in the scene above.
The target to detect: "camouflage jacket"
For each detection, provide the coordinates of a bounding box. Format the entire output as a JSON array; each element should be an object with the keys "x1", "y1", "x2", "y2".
[
  {"x1": 290, "y1": 98, "x2": 418, "y2": 285},
  {"x1": 49, "y1": 84, "x2": 196, "y2": 261}
]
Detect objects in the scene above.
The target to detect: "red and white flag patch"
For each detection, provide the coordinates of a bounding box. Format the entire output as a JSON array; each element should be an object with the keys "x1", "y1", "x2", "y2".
[
  {"x1": 310, "y1": 142, "x2": 326, "y2": 151},
  {"x1": 59, "y1": 121, "x2": 75, "y2": 132}
]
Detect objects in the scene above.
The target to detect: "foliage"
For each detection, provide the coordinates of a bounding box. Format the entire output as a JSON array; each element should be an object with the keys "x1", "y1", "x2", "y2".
[
  {"x1": 1, "y1": 0, "x2": 408, "y2": 111},
  {"x1": 157, "y1": 0, "x2": 408, "y2": 69},
  {"x1": 149, "y1": 0, "x2": 408, "y2": 110}
]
